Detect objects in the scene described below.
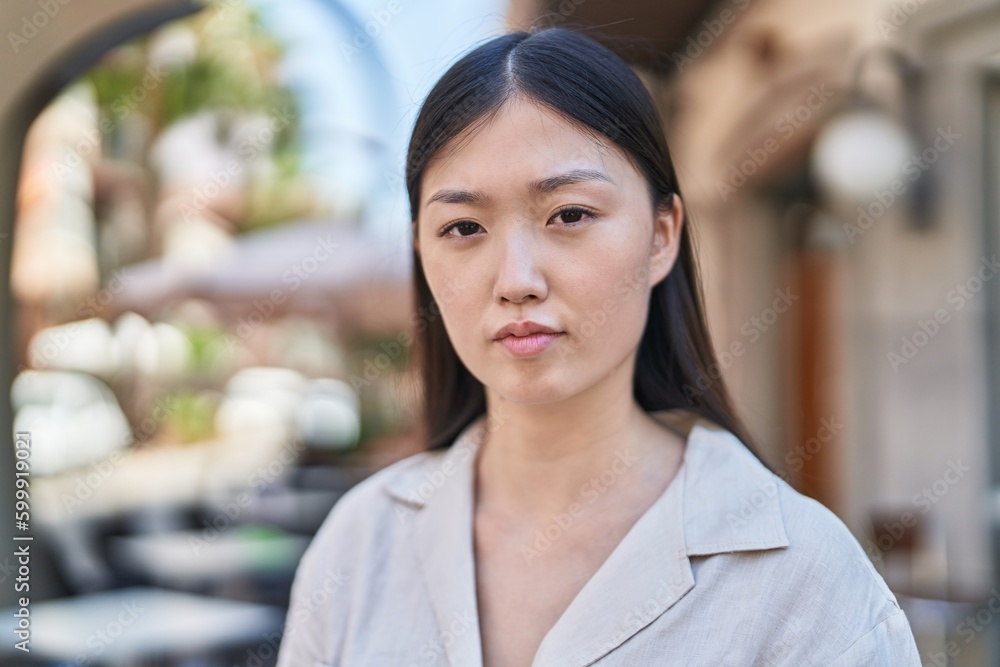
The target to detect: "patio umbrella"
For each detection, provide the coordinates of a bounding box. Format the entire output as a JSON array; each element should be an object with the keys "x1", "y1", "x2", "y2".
[{"x1": 106, "y1": 218, "x2": 414, "y2": 335}]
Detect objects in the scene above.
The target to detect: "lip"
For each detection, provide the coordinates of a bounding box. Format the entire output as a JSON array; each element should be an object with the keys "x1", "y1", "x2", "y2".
[
  {"x1": 492, "y1": 321, "x2": 564, "y2": 358},
  {"x1": 496, "y1": 332, "x2": 564, "y2": 358},
  {"x1": 492, "y1": 320, "x2": 562, "y2": 340}
]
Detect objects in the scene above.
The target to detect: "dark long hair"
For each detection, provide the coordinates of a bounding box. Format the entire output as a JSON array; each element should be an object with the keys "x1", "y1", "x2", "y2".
[{"x1": 404, "y1": 26, "x2": 769, "y2": 467}]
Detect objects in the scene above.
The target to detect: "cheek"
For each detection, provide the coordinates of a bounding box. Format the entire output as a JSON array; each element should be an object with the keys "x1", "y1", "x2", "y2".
[
  {"x1": 421, "y1": 255, "x2": 483, "y2": 350},
  {"x1": 566, "y1": 238, "x2": 651, "y2": 341}
]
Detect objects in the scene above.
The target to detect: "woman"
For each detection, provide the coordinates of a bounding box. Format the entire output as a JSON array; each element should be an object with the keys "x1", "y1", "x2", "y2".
[{"x1": 276, "y1": 27, "x2": 922, "y2": 666}]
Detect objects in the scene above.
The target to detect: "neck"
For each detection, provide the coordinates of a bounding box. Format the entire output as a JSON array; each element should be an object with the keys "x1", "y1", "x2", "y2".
[{"x1": 475, "y1": 372, "x2": 685, "y2": 522}]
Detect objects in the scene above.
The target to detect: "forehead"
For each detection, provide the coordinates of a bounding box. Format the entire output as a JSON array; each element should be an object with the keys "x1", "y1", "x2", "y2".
[{"x1": 421, "y1": 98, "x2": 635, "y2": 195}]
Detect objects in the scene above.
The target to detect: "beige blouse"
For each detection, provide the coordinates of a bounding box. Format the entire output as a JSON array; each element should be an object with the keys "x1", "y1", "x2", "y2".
[{"x1": 275, "y1": 410, "x2": 922, "y2": 666}]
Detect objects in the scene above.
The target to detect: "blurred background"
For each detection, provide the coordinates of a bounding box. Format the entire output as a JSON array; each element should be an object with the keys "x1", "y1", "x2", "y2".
[{"x1": 0, "y1": 0, "x2": 995, "y2": 664}]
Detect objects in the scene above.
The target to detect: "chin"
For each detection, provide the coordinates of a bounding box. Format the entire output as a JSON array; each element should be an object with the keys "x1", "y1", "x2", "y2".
[{"x1": 489, "y1": 371, "x2": 576, "y2": 405}]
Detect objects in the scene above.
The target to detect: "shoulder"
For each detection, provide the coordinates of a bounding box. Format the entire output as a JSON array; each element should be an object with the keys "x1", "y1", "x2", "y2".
[
  {"x1": 773, "y1": 475, "x2": 896, "y2": 605},
  {"x1": 305, "y1": 447, "x2": 448, "y2": 558},
  {"x1": 276, "y1": 449, "x2": 451, "y2": 667},
  {"x1": 684, "y1": 423, "x2": 918, "y2": 662},
  {"x1": 765, "y1": 476, "x2": 919, "y2": 663},
  {"x1": 685, "y1": 422, "x2": 920, "y2": 667},
  {"x1": 688, "y1": 422, "x2": 898, "y2": 611}
]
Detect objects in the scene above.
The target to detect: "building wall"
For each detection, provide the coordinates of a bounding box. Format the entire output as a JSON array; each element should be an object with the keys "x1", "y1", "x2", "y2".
[{"x1": 663, "y1": 0, "x2": 994, "y2": 595}]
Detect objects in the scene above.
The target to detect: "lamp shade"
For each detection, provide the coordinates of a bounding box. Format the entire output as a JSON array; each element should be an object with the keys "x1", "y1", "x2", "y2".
[{"x1": 810, "y1": 108, "x2": 917, "y2": 204}]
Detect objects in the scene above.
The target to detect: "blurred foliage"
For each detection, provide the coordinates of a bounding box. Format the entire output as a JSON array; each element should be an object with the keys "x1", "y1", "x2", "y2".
[
  {"x1": 244, "y1": 157, "x2": 321, "y2": 230},
  {"x1": 178, "y1": 324, "x2": 235, "y2": 379},
  {"x1": 86, "y1": 6, "x2": 294, "y2": 126},
  {"x1": 347, "y1": 331, "x2": 413, "y2": 372},
  {"x1": 348, "y1": 331, "x2": 414, "y2": 445},
  {"x1": 157, "y1": 388, "x2": 219, "y2": 443},
  {"x1": 83, "y1": 1, "x2": 321, "y2": 234}
]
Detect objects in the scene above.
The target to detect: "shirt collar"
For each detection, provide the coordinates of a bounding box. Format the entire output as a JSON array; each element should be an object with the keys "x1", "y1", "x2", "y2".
[
  {"x1": 381, "y1": 409, "x2": 789, "y2": 667},
  {"x1": 384, "y1": 408, "x2": 789, "y2": 555}
]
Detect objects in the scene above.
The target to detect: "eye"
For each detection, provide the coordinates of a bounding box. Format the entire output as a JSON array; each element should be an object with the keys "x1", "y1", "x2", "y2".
[
  {"x1": 550, "y1": 206, "x2": 596, "y2": 226},
  {"x1": 437, "y1": 206, "x2": 596, "y2": 240},
  {"x1": 438, "y1": 221, "x2": 483, "y2": 238}
]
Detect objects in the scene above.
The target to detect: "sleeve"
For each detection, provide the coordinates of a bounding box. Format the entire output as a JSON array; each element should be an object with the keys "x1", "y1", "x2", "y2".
[{"x1": 829, "y1": 608, "x2": 922, "y2": 667}]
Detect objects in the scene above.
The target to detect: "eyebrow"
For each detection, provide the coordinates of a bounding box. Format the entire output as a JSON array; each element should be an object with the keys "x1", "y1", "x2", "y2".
[{"x1": 424, "y1": 168, "x2": 615, "y2": 208}]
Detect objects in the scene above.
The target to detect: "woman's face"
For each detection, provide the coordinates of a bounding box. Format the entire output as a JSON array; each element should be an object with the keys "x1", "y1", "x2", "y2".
[{"x1": 415, "y1": 97, "x2": 683, "y2": 406}]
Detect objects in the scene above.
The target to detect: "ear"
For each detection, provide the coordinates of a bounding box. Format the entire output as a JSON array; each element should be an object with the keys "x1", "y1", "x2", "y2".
[
  {"x1": 649, "y1": 193, "x2": 684, "y2": 286},
  {"x1": 411, "y1": 220, "x2": 420, "y2": 255}
]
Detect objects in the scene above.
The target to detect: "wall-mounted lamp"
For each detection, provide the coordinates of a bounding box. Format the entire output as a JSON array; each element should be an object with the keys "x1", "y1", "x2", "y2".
[{"x1": 809, "y1": 46, "x2": 934, "y2": 230}]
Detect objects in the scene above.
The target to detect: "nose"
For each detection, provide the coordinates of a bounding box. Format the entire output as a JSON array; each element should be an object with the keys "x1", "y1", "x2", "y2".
[{"x1": 492, "y1": 226, "x2": 548, "y2": 305}]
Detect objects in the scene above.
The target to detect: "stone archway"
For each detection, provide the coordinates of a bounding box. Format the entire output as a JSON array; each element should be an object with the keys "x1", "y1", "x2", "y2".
[{"x1": 0, "y1": 0, "x2": 203, "y2": 608}]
